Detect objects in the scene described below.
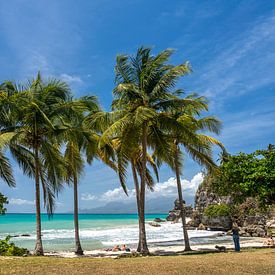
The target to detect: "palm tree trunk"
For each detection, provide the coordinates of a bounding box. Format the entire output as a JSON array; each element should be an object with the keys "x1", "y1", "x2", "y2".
[
  {"x1": 73, "y1": 175, "x2": 83, "y2": 255},
  {"x1": 34, "y1": 146, "x2": 44, "y2": 256},
  {"x1": 131, "y1": 160, "x2": 141, "y2": 252},
  {"x1": 139, "y1": 122, "x2": 149, "y2": 255},
  {"x1": 174, "y1": 143, "x2": 191, "y2": 251}
]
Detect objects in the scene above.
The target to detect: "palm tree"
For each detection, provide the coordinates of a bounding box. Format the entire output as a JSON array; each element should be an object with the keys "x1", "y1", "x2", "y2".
[
  {"x1": 112, "y1": 134, "x2": 159, "y2": 252},
  {"x1": 0, "y1": 133, "x2": 15, "y2": 187},
  {"x1": 155, "y1": 94, "x2": 225, "y2": 251},
  {"x1": 2, "y1": 73, "x2": 71, "y2": 255},
  {"x1": 0, "y1": 82, "x2": 19, "y2": 187},
  {"x1": 103, "y1": 47, "x2": 193, "y2": 254},
  {"x1": 62, "y1": 96, "x2": 102, "y2": 255}
]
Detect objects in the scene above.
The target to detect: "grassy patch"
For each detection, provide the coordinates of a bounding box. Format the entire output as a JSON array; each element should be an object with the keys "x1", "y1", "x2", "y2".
[{"x1": 0, "y1": 249, "x2": 274, "y2": 275}]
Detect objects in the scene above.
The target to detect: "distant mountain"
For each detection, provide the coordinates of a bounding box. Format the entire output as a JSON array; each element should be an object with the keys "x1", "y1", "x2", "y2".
[{"x1": 78, "y1": 196, "x2": 194, "y2": 214}]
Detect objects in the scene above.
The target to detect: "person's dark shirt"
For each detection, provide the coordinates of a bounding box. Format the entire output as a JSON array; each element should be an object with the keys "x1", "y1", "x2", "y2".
[{"x1": 232, "y1": 228, "x2": 239, "y2": 235}]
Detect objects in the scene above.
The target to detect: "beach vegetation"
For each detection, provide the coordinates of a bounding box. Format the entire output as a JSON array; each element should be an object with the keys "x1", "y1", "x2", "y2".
[
  {"x1": 0, "y1": 193, "x2": 8, "y2": 215},
  {"x1": 0, "y1": 236, "x2": 28, "y2": 256},
  {"x1": 212, "y1": 145, "x2": 275, "y2": 206},
  {"x1": 204, "y1": 204, "x2": 231, "y2": 218}
]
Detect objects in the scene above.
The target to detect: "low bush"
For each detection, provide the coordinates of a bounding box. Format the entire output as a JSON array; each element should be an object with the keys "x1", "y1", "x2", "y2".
[
  {"x1": 204, "y1": 204, "x2": 231, "y2": 218},
  {"x1": 0, "y1": 235, "x2": 29, "y2": 256}
]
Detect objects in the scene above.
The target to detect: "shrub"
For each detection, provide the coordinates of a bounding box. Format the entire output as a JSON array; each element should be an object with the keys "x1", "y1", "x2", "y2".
[
  {"x1": 204, "y1": 204, "x2": 231, "y2": 218},
  {"x1": 0, "y1": 236, "x2": 29, "y2": 256}
]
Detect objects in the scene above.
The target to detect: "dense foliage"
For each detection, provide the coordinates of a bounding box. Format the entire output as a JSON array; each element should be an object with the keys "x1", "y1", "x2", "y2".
[
  {"x1": 0, "y1": 236, "x2": 28, "y2": 256},
  {"x1": 204, "y1": 204, "x2": 231, "y2": 217},
  {"x1": 212, "y1": 145, "x2": 275, "y2": 206},
  {"x1": 0, "y1": 193, "x2": 8, "y2": 215}
]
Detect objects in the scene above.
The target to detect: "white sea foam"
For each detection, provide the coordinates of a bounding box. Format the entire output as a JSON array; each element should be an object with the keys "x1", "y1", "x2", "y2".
[{"x1": 2, "y1": 220, "x2": 223, "y2": 246}]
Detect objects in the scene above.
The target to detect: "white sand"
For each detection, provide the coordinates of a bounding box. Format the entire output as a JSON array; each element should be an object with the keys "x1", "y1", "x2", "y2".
[{"x1": 44, "y1": 237, "x2": 267, "y2": 258}]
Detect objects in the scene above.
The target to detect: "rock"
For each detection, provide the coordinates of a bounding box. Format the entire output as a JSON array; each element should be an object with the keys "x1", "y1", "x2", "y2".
[
  {"x1": 188, "y1": 211, "x2": 202, "y2": 227},
  {"x1": 21, "y1": 234, "x2": 31, "y2": 237},
  {"x1": 201, "y1": 215, "x2": 232, "y2": 231},
  {"x1": 166, "y1": 210, "x2": 180, "y2": 222},
  {"x1": 154, "y1": 218, "x2": 166, "y2": 223},
  {"x1": 149, "y1": 222, "x2": 161, "y2": 227},
  {"x1": 198, "y1": 223, "x2": 206, "y2": 230},
  {"x1": 194, "y1": 180, "x2": 232, "y2": 213},
  {"x1": 10, "y1": 235, "x2": 20, "y2": 238},
  {"x1": 166, "y1": 199, "x2": 194, "y2": 222}
]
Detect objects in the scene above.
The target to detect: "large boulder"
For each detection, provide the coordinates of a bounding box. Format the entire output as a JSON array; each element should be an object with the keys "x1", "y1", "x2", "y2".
[{"x1": 201, "y1": 215, "x2": 232, "y2": 231}]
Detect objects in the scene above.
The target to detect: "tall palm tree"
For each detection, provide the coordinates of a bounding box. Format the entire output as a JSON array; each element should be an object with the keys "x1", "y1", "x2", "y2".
[
  {"x1": 64, "y1": 100, "x2": 120, "y2": 255},
  {"x1": 63, "y1": 96, "x2": 101, "y2": 255},
  {"x1": 103, "y1": 47, "x2": 195, "y2": 254},
  {"x1": 2, "y1": 73, "x2": 70, "y2": 255},
  {"x1": 155, "y1": 94, "x2": 225, "y2": 251}
]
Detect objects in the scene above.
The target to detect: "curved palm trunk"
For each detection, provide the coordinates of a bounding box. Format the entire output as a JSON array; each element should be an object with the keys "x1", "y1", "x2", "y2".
[
  {"x1": 73, "y1": 175, "x2": 83, "y2": 255},
  {"x1": 131, "y1": 160, "x2": 141, "y2": 252},
  {"x1": 139, "y1": 122, "x2": 149, "y2": 255},
  {"x1": 175, "y1": 143, "x2": 191, "y2": 251},
  {"x1": 34, "y1": 146, "x2": 43, "y2": 256}
]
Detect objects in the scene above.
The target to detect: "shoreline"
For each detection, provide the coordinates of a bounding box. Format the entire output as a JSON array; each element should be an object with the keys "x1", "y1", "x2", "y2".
[{"x1": 43, "y1": 237, "x2": 267, "y2": 258}]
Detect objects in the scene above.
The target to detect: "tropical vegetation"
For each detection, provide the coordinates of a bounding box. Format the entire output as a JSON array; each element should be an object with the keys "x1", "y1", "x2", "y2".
[
  {"x1": 0, "y1": 236, "x2": 29, "y2": 256},
  {"x1": 211, "y1": 144, "x2": 275, "y2": 206},
  {"x1": 0, "y1": 47, "x2": 228, "y2": 255},
  {"x1": 0, "y1": 193, "x2": 8, "y2": 215}
]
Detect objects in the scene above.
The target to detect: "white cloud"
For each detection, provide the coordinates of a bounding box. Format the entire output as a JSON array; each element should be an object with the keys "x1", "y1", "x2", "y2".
[
  {"x1": 81, "y1": 193, "x2": 97, "y2": 201},
  {"x1": 60, "y1": 73, "x2": 83, "y2": 85},
  {"x1": 9, "y1": 198, "x2": 35, "y2": 205},
  {"x1": 82, "y1": 173, "x2": 204, "y2": 203}
]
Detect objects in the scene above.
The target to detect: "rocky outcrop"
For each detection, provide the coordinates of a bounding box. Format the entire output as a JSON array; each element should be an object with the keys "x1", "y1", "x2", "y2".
[
  {"x1": 194, "y1": 182, "x2": 232, "y2": 213},
  {"x1": 166, "y1": 199, "x2": 193, "y2": 222},
  {"x1": 201, "y1": 215, "x2": 232, "y2": 231},
  {"x1": 191, "y1": 178, "x2": 272, "y2": 235},
  {"x1": 236, "y1": 215, "x2": 267, "y2": 237}
]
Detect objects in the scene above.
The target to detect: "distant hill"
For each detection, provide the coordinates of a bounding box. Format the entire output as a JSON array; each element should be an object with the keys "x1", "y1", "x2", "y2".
[{"x1": 78, "y1": 196, "x2": 194, "y2": 214}]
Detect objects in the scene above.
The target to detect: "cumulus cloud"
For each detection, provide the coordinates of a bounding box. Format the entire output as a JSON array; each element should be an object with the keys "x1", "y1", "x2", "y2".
[
  {"x1": 9, "y1": 198, "x2": 35, "y2": 205},
  {"x1": 81, "y1": 173, "x2": 204, "y2": 203},
  {"x1": 60, "y1": 73, "x2": 83, "y2": 85}
]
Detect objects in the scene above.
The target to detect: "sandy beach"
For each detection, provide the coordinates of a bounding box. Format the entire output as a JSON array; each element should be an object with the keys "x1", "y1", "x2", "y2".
[{"x1": 44, "y1": 237, "x2": 267, "y2": 258}]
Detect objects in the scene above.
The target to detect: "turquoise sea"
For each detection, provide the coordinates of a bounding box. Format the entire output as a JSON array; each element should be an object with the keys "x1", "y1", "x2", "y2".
[{"x1": 0, "y1": 213, "x2": 227, "y2": 251}]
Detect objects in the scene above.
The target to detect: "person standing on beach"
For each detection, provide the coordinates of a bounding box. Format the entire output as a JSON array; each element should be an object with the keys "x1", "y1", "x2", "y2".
[{"x1": 232, "y1": 222, "x2": 240, "y2": 252}]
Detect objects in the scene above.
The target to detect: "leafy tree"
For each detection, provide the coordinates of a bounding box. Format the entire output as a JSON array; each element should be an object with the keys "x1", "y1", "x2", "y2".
[
  {"x1": 212, "y1": 145, "x2": 275, "y2": 206},
  {"x1": 0, "y1": 236, "x2": 28, "y2": 256},
  {"x1": 0, "y1": 73, "x2": 71, "y2": 255},
  {"x1": 0, "y1": 193, "x2": 8, "y2": 215}
]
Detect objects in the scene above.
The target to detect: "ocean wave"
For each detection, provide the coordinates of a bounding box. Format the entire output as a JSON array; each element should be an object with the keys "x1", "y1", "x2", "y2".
[{"x1": 1, "y1": 221, "x2": 223, "y2": 246}]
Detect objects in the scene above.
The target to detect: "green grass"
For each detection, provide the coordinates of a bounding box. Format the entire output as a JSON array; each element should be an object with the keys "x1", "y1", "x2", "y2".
[{"x1": 0, "y1": 248, "x2": 274, "y2": 275}]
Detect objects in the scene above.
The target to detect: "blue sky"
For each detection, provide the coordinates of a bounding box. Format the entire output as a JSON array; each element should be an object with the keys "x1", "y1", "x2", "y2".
[{"x1": 1, "y1": 0, "x2": 275, "y2": 213}]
